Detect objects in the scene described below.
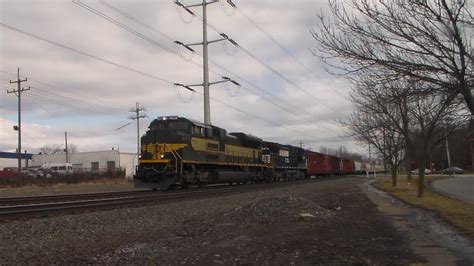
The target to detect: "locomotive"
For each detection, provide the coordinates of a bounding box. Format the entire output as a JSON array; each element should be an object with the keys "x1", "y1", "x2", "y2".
[{"x1": 134, "y1": 116, "x2": 359, "y2": 190}]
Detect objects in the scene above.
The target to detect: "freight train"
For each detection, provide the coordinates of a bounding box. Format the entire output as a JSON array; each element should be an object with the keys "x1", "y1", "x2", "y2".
[{"x1": 134, "y1": 116, "x2": 367, "y2": 190}]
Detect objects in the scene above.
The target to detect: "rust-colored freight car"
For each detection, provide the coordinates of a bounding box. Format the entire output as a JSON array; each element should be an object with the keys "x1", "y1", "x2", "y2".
[
  {"x1": 306, "y1": 151, "x2": 342, "y2": 176},
  {"x1": 306, "y1": 151, "x2": 329, "y2": 175},
  {"x1": 328, "y1": 155, "x2": 340, "y2": 174},
  {"x1": 341, "y1": 159, "x2": 355, "y2": 174}
]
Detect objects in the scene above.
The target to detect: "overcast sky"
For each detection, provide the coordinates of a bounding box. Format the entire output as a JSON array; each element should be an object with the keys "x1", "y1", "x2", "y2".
[{"x1": 0, "y1": 0, "x2": 362, "y2": 155}]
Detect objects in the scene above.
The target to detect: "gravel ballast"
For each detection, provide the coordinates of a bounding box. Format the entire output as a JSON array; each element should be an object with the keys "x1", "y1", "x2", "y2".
[{"x1": 0, "y1": 177, "x2": 420, "y2": 265}]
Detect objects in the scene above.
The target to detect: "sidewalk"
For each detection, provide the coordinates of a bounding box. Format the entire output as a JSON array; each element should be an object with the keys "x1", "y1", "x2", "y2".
[{"x1": 360, "y1": 180, "x2": 474, "y2": 265}]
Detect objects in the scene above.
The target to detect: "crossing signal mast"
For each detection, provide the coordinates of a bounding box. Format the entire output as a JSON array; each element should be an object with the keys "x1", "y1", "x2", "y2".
[{"x1": 174, "y1": 0, "x2": 240, "y2": 127}]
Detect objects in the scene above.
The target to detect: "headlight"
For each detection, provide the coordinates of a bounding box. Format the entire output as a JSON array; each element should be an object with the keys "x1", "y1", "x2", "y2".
[{"x1": 160, "y1": 154, "x2": 165, "y2": 159}]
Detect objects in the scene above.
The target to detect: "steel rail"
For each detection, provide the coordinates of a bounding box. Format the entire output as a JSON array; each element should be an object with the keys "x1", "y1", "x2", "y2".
[
  {"x1": 0, "y1": 189, "x2": 152, "y2": 206},
  {"x1": 0, "y1": 187, "x2": 239, "y2": 220},
  {"x1": 0, "y1": 183, "x2": 233, "y2": 206},
  {"x1": 0, "y1": 177, "x2": 340, "y2": 220}
]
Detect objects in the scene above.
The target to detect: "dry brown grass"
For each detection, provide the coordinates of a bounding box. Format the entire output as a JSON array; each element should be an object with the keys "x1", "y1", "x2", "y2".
[
  {"x1": 0, "y1": 178, "x2": 133, "y2": 197},
  {"x1": 374, "y1": 175, "x2": 474, "y2": 238}
]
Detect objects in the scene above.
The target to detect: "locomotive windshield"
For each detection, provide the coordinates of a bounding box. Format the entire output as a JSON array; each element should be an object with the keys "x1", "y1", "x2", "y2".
[{"x1": 151, "y1": 120, "x2": 190, "y2": 131}]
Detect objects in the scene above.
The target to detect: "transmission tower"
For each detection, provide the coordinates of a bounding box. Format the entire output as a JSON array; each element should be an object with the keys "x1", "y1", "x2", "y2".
[
  {"x1": 174, "y1": 0, "x2": 240, "y2": 127},
  {"x1": 7, "y1": 67, "x2": 29, "y2": 184},
  {"x1": 128, "y1": 102, "x2": 147, "y2": 158}
]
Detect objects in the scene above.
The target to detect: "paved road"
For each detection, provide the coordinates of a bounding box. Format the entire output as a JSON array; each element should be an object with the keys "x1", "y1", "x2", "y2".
[{"x1": 432, "y1": 176, "x2": 474, "y2": 204}]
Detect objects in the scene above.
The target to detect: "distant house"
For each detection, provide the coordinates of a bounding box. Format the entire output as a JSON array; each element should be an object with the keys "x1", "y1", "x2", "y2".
[{"x1": 30, "y1": 150, "x2": 137, "y2": 179}]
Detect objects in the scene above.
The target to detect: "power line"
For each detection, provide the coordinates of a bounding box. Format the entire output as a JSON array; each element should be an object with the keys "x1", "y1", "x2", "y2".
[
  {"x1": 1, "y1": 70, "x2": 129, "y2": 110},
  {"x1": 0, "y1": 22, "x2": 173, "y2": 85},
  {"x1": 194, "y1": 10, "x2": 346, "y2": 115},
  {"x1": 94, "y1": 1, "x2": 341, "y2": 134},
  {"x1": 0, "y1": 22, "x2": 347, "y2": 143},
  {"x1": 72, "y1": 0, "x2": 176, "y2": 55},
  {"x1": 237, "y1": 8, "x2": 312, "y2": 75},
  {"x1": 1, "y1": 79, "x2": 124, "y2": 113},
  {"x1": 174, "y1": 0, "x2": 239, "y2": 126},
  {"x1": 235, "y1": 7, "x2": 347, "y2": 97}
]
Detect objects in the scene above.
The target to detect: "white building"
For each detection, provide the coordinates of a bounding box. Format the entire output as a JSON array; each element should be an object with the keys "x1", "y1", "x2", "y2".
[{"x1": 30, "y1": 150, "x2": 137, "y2": 179}]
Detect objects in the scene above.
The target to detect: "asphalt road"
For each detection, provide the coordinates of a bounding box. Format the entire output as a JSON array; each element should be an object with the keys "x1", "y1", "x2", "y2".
[{"x1": 432, "y1": 176, "x2": 474, "y2": 204}]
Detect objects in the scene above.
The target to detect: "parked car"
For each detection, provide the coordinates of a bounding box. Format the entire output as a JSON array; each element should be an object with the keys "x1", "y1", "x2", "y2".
[
  {"x1": 35, "y1": 170, "x2": 52, "y2": 179},
  {"x1": 41, "y1": 163, "x2": 73, "y2": 175},
  {"x1": 441, "y1": 167, "x2": 464, "y2": 175},
  {"x1": 21, "y1": 168, "x2": 52, "y2": 179},
  {"x1": 22, "y1": 169, "x2": 37, "y2": 177}
]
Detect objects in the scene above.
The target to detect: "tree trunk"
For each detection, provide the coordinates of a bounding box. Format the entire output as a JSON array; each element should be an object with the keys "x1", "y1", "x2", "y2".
[
  {"x1": 405, "y1": 148, "x2": 412, "y2": 181},
  {"x1": 417, "y1": 161, "x2": 426, "y2": 197},
  {"x1": 391, "y1": 165, "x2": 398, "y2": 186}
]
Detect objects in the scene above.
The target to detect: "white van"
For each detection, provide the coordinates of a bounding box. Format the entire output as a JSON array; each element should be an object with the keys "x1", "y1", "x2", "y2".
[{"x1": 41, "y1": 163, "x2": 74, "y2": 175}]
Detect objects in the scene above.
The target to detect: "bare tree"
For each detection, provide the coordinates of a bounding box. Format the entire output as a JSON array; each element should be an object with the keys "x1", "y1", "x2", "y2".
[
  {"x1": 348, "y1": 76, "x2": 468, "y2": 196},
  {"x1": 39, "y1": 144, "x2": 63, "y2": 155},
  {"x1": 312, "y1": 0, "x2": 474, "y2": 114},
  {"x1": 344, "y1": 108, "x2": 406, "y2": 186},
  {"x1": 39, "y1": 144, "x2": 79, "y2": 154},
  {"x1": 319, "y1": 145, "x2": 363, "y2": 161}
]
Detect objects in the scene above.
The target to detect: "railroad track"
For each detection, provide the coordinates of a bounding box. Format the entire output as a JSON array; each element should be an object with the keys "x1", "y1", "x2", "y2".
[
  {"x1": 0, "y1": 189, "x2": 152, "y2": 205},
  {"x1": 0, "y1": 177, "x2": 338, "y2": 221},
  {"x1": 0, "y1": 187, "x2": 239, "y2": 220}
]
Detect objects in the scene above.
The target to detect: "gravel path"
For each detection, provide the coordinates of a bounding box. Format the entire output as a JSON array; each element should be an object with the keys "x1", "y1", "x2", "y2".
[{"x1": 0, "y1": 177, "x2": 419, "y2": 265}]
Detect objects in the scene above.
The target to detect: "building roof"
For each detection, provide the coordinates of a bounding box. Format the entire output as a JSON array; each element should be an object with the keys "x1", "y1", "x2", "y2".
[{"x1": 0, "y1": 151, "x2": 33, "y2": 160}]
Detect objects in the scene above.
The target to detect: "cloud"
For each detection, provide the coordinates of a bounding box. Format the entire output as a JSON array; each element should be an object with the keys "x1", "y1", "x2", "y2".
[{"x1": 0, "y1": 0, "x2": 360, "y2": 155}]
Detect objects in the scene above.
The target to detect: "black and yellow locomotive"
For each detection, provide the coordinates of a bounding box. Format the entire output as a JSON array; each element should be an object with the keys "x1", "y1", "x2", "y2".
[{"x1": 135, "y1": 116, "x2": 270, "y2": 189}]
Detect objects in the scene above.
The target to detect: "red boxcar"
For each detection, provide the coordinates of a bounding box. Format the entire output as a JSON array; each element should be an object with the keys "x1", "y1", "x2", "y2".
[
  {"x1": 306, "y1": 151, "x2": 343, "y2": 175},
  {"x1": 306, "y1": 151, "x2": 330, "y2": 175},
  {"x1": 328, "y1": 155, "x2": 340, "y2": 174},
  {"x1": 341, "y1": 159, "x2": 355, "y2": 174}
]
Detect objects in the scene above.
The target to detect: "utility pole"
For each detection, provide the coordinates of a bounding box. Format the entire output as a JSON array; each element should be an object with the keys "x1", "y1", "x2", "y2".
[
  {"x1": 7, "y1": 67, "x2": 29, "y2": 184},
  {"x1": 65, "y1": 131, "x2": 69, "y2": 163},
  {"x1": 128, "y1": 102, "x2": 147, "y2": 159},
  {"x1": 298, "y1": 140, "x2": 303, "y2": 149},
  {"x1": 174, "y1": 0, "x2": 239, "y2": 127}
]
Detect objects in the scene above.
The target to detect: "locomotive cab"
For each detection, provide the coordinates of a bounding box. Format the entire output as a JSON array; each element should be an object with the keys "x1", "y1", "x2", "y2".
[{"x1": 135, "y1": 116, "x2": 268, "y2": 190}]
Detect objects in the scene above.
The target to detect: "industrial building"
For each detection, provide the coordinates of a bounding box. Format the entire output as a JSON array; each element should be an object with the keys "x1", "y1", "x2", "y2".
[{"x1": 30, "y1": 150, "x2": 137, "y2": 179}]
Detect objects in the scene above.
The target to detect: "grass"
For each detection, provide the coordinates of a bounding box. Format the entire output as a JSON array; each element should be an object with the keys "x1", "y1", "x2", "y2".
[
  {"x1": 374, "y1": 175, "x2": 474, "y2": 238},
  {"x1": 0, "y1": 178, "x2": 134, "y2": 198}
]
